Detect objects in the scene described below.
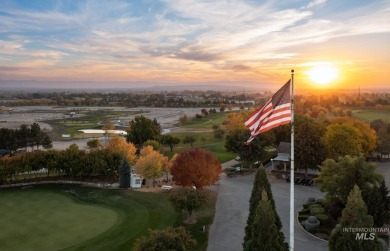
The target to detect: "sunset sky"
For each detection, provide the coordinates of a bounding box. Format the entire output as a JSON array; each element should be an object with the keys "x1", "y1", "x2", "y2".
[{"x1": 0, "y1": 0, "x2": 389, "y2": 90}]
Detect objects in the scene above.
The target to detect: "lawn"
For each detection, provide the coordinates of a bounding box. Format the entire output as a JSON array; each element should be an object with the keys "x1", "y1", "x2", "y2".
[
  {"x1": 352, "y1": 109, "x2": 390, "y2": 123},
  {"x1": 0, "y1": 184, "x2": 178, "y2": 251},
  {"x1": 181, "y1": 112, "x2": 228, "y2": 129},
  {"x1": 0, "y1": 184, "x2": 216, "y2": 251}
]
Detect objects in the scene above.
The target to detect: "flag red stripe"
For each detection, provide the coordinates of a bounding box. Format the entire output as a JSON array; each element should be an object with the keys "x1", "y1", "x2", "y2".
[
  {"x1": 248, "y1": 104, "x2": 290, "y2": 133},
  {"x1": 244, "y1": 101, "x2": 272, "y2": 127},
  {"x1": 244, "y1": 80, "x2": 291, "y2": 143},
  {"x1": 251, "y1": 113, "x2": 291, "y2": 135}
]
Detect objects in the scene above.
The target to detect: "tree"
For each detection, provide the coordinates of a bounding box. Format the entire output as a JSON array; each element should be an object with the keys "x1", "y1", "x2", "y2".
[
  {"x1": 106, "y1": 136, "x2": 137, "y2": 164},
  {"x1": 362, "y1": 179, "x2": 390, "y2": 227},
  {"x1": 143, "y1": 139, "x2": 162, "y2": 150},
  {"x1": 42, "y1": 134, "x2": 53, "y2": 149},
  {"x1": 179, "y1": 114, "x2": 188, "y2": 124},
  {"x1": 224, "y1": 112, "x2": 247, "y2": 133},
  {"x1": 118, "y1": 157, "x2": 131, "y2": 188},
  {"x1": 323, "y1": 117, "x2": 377, "y2": 158},
  {"x1": 161, "y1": 134, "x2": 181, "y2": 151},
  {"x1": 102, "y1": 120, "x2": 115, "y2": 145},
  {"x1": 225, "y1": 129, "x2": 272, "y2": 168},
  {"x1": 295, "y1": 115, "x2": 326, "y2": 174},
  {"x1": 316, "y1": 156, "x2": 382, "y2": 204},
  {"x1": 17, "y1": 124, "x2": 31, "y2": 150},
  {"x1": 30, "y1": 123, "x2": 44, "y2": 150},
  {"x1": 329, "y1": 186, "x2": 382, "y2": 251},
  {"x1": 0, "y1": 128, "x2": 18, "y2": 151},
  {"x1": 323, "y1": 123, "x2": 364, "y2": 159},
  {"x1": 182, "y1": 136, "x2": 196, "y2": 148},
  {"x1": 371, "y1": 119, "x2": 390, "y2": 153},
  {"x1": 126, "y1": 115, "x2": 161, "y2": 146},
  {"x1": 170, "y1": 148, "x2": 221, "y2": 189},
  {"x1": 133, "y1": 226, "x2": 196, "y2": 251},
  {"x1": 332, "y1": 117, "x2": 377, "y2": 156},
  {"x1": 135, "y1": 146, "x2": 165, "y2": 187},
  {"x1": 169, "y1": 188, "x2": 207, "y2": 223},
  {"x1": 244, "y1": 191, "x2": 288, "y2": 251},
  {"x1": 213, "y1": 128, "x2": 225, "y2": 139},
  {"x1": 243, "y1": 168, "x2": 287, "y2": 249},
  {"x1": 87, "y1": 139, "x2": 101, "y2": 149}
]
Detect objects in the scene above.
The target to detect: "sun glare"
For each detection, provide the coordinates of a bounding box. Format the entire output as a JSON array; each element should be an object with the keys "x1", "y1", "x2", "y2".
[{"x1": 307, "y1": 64, "x2": 338, "y2": 85}]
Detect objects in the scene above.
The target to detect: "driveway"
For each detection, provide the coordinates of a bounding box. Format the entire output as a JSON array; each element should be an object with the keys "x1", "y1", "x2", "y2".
[{"x1": 207, "y1": 162, "x2": 328, "y2": 251}]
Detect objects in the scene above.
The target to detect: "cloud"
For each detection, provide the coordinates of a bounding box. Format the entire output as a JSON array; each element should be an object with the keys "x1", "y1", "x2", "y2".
[{"x1": 301, "y1": 0, "x2": 327, "y2": 10}]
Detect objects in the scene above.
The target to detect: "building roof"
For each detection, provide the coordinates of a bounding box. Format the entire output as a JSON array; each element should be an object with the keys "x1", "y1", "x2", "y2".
[
  {"x1": 273, "y1": 153, "x2": 290, "y2": 162},
  {"x1": 278, "y1": 142, "x2": 291, "y2": 154}
]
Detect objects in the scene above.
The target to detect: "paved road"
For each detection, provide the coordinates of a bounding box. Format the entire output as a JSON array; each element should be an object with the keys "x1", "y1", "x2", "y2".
[{"x1": 208, "y1": 161, "x2": 328, "y2": 251}]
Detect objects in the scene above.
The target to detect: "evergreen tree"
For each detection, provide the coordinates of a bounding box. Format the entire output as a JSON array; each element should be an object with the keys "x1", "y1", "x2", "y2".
[
  {"x1": 329, "y1": 186, "x2": 382, "y2": 251},
  {"x1": 363, "y1": 179, "x2": 390, "y2": 227},
  {"x1": 243, "y1": 167, "x2": 287, "y2": 249},
  {"x1": 118, "y1": 157, "x2": 131, "y2": 188},
  {"x1": 244, "y1": 191, "x2": 288, "y2": 251}
]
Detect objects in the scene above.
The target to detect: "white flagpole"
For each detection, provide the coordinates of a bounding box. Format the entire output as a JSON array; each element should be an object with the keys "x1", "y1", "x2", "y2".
[{"x1": 290, "y1": 69, "x2": 295, "y2": 251}]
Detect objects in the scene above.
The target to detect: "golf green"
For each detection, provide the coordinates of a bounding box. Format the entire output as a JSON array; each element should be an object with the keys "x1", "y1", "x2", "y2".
[{"x1": 0, "y1": 187, "x2": 117, "y2": 251}]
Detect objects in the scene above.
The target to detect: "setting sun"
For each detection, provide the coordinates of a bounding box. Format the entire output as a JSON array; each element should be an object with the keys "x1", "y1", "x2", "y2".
[{"x1": 307, "y1": 65, "x2": 339, "y2": 85}]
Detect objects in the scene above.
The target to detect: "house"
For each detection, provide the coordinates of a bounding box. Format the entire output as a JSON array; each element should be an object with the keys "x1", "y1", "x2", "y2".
[{"x1": 271, "y1": 142, "x2": 290, "y2": 171}]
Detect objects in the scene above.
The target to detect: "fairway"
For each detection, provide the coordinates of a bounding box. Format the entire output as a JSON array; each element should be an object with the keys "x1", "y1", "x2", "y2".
[
  {"x1": 0, "y1": 188, "x2": 117, "y2": 251},
  {"x1": 352, "y1": 109, "x2": 390, "y2": 123},
  {"x1": 0, "y1": 184, "x2": 178, "y2": 251}
]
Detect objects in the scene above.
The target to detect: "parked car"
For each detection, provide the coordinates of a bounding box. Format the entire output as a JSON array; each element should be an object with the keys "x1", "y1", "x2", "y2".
[{"x1": 161, "y1": 185, "x2": 173, "y2": 190}]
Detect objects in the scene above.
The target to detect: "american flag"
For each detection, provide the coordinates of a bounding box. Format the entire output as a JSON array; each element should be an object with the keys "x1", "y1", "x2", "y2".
[{"x1": 244, "y1": 80, "x2": 291, "y2": 143}]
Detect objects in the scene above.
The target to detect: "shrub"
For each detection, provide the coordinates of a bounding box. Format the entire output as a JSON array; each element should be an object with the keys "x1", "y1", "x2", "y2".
[
  {"x1": 299, "y1": 208, "x2": 310, "y2": 215},
  {"x1": 298, "y1": 215, "x2": 310, "y2": 221},
  {"x1": 309, "y1": 203, "x2": 321, "y2": 209},
  {"x1": 315, "y1": 213, "x2": 329, "y2": 224},
  {"x1": 310, "y1": 207, "x2": 325, "y2": 215}
]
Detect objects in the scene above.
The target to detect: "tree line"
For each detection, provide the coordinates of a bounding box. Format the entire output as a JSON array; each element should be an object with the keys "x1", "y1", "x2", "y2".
[{"x1": 0, "y1": 123, "x2": 52, "y2": 152}]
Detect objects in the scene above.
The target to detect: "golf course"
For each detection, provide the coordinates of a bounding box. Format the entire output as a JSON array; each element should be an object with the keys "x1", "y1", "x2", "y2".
[{"x1": 0, "y1": 184, "x2": 180, "y2": 251}]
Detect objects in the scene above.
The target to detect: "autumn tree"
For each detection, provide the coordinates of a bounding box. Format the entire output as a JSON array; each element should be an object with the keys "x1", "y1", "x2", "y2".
[
  {"x1": 169, "y1": 188, "x2": 207, "y2": 223},
  {"x1": 323, "y1": 117, "x2": 377, "y2": 159},
  {"x1": 182, "y1": 135, "x2": 196, "y2": 148},
  {"x1": 323, "y1": 123, "x2": 364, "y2": 159},
  {"x1": 135, "y1": 146, "x2": 166, "y2": 186},
  {"x1": 224, "y1": 112, "x2": 247, "y2": 133},
  {"x1": 161, "y1": 134, "x2": 181, "y2": 151},
  {"x1": 316, "y1": 156, "x2": 382, "y2": 204},
  {"x1": 106, "y1": 136, "x2": 137, "y2": 164},
  {"x1": 133, "y1": 226, "x2": 196, "y2": 251},
  {"x1": 126, "y1": 115, "x2": 161, "y2": 146},
  {"x1": 329, "y1": 186, "x2": 382, "y2": 251},
  {"x1": 170, "y1": 148, "x2": 221, "y2": 189}
]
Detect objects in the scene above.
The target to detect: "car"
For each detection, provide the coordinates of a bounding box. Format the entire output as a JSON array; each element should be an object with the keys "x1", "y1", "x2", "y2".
[{"x1": 161, "y1": 185, "x2": 173, "y2": 190}]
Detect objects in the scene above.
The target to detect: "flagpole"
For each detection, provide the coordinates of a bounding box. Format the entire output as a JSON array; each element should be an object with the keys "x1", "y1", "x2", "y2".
[{"x1": 290, "y1": 69, "x2": 295, "y2": 251}]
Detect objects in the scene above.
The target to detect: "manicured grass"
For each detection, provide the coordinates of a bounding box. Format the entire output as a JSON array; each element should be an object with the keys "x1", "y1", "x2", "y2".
[
  {"x1": 0, "y1": 184, "x2": 179, "y2": 251},
  {"x1": 352, "y1": 109, "x2": 390, "y2": 123},
  {"x1": 181, "y1": 112, "x2": 228, "y2": 129}
]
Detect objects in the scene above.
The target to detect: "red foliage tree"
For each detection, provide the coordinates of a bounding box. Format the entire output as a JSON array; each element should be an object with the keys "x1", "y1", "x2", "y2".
[{"x1": 171, "y1": 148, "x2": 222, "y2": 189}]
